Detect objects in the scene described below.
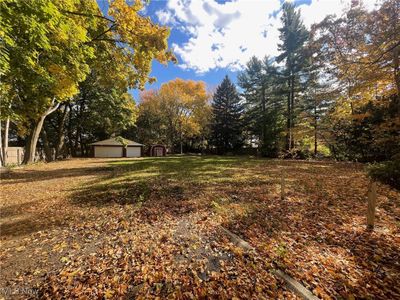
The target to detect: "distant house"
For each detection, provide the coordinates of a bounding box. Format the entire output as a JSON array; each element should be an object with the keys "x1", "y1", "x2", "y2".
[{"x1": 90, "y1": 137, "x2": 143, "y2": 158}]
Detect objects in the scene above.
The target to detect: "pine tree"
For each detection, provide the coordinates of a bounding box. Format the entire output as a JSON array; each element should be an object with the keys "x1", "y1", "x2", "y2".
[
  {"x1": 277, "y1": 2, "x2": 309, "y2": 152},
  {"x1": 238, "y1": 56, "x2": 283, "y2": 156},
  {"x1": 298, "y1": 66, "x2": 333, "y2": 157},
  {"x1": 211, "y1": 76, "x2": 243, "y2": 154}
]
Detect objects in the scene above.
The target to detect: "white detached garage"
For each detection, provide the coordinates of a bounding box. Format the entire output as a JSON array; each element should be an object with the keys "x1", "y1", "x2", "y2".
[{"x1": 90, "y1": 137, "x2": 143, "y2": 158}]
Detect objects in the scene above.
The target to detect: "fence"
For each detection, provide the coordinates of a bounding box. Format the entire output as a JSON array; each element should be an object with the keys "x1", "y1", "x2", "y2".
[
  {"x1": 4, "y1": 147, "x2": 24, "y2": 165},
  {"x1": 1, "y1": 147, "x2": 58, "y2": 166}
]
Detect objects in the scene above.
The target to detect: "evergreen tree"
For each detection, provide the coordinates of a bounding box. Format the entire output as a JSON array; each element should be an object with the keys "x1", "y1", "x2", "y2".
[
  {"x1": 211, "y1": 76, "x2": 243, "y2": 154},
  {"x1": 238, "y1": 57, "x2": 263, "y2": 148},
  {"x1": 238, "y1": 56, "x2": 284, "y2": 156},
  {"x1": 277, "y1": 2, "x2": 309, "y2": 151},
  {"x1": 297, "y1": 67, "x2": 333, "y2": 157}
]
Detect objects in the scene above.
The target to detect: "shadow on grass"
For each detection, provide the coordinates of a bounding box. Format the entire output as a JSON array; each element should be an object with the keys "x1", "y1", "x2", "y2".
[
  {"x1": 65, "y1": 156, "x2": 257, "y2": 227},
  {"x1": 69, "y1": 156, "x2": 258, "y2": 206},
  {"x1": 0, "y1": 156, "x2": 386, "y2": 245},
  {"x1": 0, "y1": 165, "x2": 113, "y2": 185},
  {"x1": 0, "y1": 156, "x2": 355, "y2": 238},
  {"x1": 1, "y1": 156, "x2": 251, "y2": 238}
]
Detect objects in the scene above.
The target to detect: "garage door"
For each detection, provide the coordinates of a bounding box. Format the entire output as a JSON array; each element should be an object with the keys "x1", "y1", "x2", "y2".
[
  {"x1": 126, "y1": 147, "x2": 141, "y2": 157},
  {"x1": 94, "y1": 146, "x2": 123, "y2": 157}
]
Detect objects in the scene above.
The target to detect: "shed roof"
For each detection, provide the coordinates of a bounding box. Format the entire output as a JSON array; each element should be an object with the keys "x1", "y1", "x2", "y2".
[{"x1": 90, "y1": 137, "x2": 144, "y2": 146}]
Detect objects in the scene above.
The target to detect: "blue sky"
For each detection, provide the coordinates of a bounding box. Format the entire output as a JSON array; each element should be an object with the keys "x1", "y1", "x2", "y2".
[
  {"x1": 126, "y1": 0, "x2": 246, "y2": 99},
  {"x1": 97, "y1": 0, "x2": 377, "y2": 101}
]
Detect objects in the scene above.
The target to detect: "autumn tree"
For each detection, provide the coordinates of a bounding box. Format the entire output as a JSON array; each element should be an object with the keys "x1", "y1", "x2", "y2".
[
  {"x1": 1, "y1": 0, "x2": 94, "y2": 163},
  {"x1": 42, "y1": 71, "x2": 138, "y2": 159},
  {"x1": 61, "y1": 39, "x2": 142, "y2": 158},
  {"x1": 0, "y1": 0, "x2": 174, "y2": 164},
  {"x1": 136, "y1": 79, "x2": 211, "y2": 153},
  {"x1": 159, "y1": 79, "x2": 211, "y2": 153},
  {"x1": 314, "y1": 0, "x2": 400, "y2": 161},
  {"x1": 135, "y1": 90, "x2": 168, "y2": 147},
  {"x1": 210, "y1": 76, "x2": 243, "y2": 154}
]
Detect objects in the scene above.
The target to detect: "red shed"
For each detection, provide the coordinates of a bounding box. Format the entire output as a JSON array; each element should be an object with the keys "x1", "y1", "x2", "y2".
[{"x1": 149, "y1": 144, "x2": 167, "y2": 156}]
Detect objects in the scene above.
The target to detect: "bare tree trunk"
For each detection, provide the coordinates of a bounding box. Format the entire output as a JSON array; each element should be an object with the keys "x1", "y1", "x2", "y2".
[
  {"x1": 41, "y1": 128, "x2": 53, "y2": 162},
  {"x1": 393, "y1": 45, "x2": 400, "y2": 103},
  {"x1": 23, "y1": 101, "x2": 60, "y2": 164},
  {"x1": 55, "y1": 104, "x2": 69, "y2": 159},
  {"x1": 180, "y1": 128, "x2": 183, "y2": 154},
  {"x1": 2, "y1": 117, "x2": 10, "y2": 165},
  {"x1": 167, "y1": 118, "x2": 175, "y2": 154},
  {"x1": 314, "y1": 123, "x2": 318, "y2": 156},
  {"x1": 74, "y1": 99, "x2": 85, "y2": 156},
  {"x1": 261, "y1": 82, "x2": 266, "y2": 151},
  {"x1": 75, "y1": 125, "x2": 81, "y2": 155},
  {"x1": 286, "y1": 77, "x2": 292, "y2": 151},
  {"x1": 0, "y1": 121, "x2": 3, "y2": 166},
  {"x1": 290, "y1": 74, "x2": 295, "y2": 150},
  {"x1": 79, "y1": 132, "x2": 84, "y2": 156},
  {"x1": 314, "y1": 100, "x2": 318, "y2": 156},
  {"x1": 67, "y1": 103, "x2": 76, "y2": 157},
  {"x1": 23, "y1": 115, "x2": 46, "y2": 164}
]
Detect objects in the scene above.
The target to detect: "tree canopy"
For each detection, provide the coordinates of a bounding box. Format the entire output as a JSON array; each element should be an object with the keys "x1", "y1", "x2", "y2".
[
  {"x1": 0, "y1": 0, "x2": 175, "y2": 164},
  {"x1": 136, "y1": 79, "x2": 211, "y2": 153}
]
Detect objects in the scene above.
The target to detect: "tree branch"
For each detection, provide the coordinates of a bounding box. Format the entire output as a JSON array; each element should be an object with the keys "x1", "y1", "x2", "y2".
[
  {"x1": 370, "y1": 40, "x2": 400, "y2": 65},
  {"x1": 45, "y1": 98, "x2": 61, "y2": 116},
  {"x1": 85, "y1": 38, "x2": 126, "y2": 44},
  {"x1": 61, "y1": 10, "x2": 114, "y2": 23},
  {"x1": 90, "y1": 24, "x2": 117, "y2": 42}
]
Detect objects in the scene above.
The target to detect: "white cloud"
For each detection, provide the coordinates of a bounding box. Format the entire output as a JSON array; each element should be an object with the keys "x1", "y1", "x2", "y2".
[
  {"x1": 157, "y1": 0, "x2": 380, "y2": 74},
  {"x1": 298, "y1": 0, "x2": 379, "y2": 28},
  {"x1": 155, "y1": 10, "x2": 176, "y2": 25}
]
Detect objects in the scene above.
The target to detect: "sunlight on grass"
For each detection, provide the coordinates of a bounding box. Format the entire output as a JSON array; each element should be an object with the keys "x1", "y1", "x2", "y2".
[{"x1": 106, "y1": 156, "x2": 257, "y2": 185}]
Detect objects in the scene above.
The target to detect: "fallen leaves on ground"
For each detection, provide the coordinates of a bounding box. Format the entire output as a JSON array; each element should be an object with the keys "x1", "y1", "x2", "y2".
[{"x1": 0, "y1": 157, "x2": 399, "y2": 299}]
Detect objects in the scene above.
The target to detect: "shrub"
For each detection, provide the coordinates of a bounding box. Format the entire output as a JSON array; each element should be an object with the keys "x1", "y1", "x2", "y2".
[{"x1": 367, "y1": 160, "x2": 400, "y2": 190}]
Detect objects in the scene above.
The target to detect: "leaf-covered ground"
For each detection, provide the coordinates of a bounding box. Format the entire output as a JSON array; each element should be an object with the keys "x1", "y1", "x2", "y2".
[{"x1": 1, "y1": 156, "x2": 399, "y2": 299}]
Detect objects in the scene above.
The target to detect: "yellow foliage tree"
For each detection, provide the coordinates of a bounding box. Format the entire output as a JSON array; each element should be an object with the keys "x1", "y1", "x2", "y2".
[
  {"x1": 312, "y1": 0, "x2": 400, "y2": 160},
  {"x1": 1, "y1": 0, "x2": 175, "y2": 164},
  {"x1": 137, "y1": 79, "x2": 211, "y2": 153}
]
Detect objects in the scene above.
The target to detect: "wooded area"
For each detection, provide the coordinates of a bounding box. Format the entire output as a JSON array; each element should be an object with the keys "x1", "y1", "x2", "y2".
[
  {"x1": 1, "y1": 1, "x2": 399, "y2": 188},
  {"x1": 0, "y1": 0, "x2": 175, "y2": 164},
  {"x1": 135, "y1": 1, "x2": 399, "y2": 166}
]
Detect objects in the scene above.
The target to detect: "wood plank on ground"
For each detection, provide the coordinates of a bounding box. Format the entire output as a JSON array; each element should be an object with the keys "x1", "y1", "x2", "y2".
[{"x1": 219, "y1": 226, "x2": 321, "y2": 300}]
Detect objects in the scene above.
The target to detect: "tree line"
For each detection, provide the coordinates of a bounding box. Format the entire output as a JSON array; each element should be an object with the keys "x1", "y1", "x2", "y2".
[
  {"x1": 1, "y1": 0, "x2": 399, "y2": 172},
  {"x1": 134, "y1": 1, "x2": 399, "y2": 164}
]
